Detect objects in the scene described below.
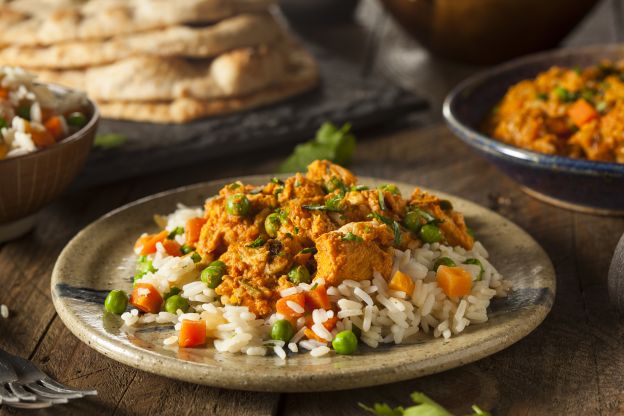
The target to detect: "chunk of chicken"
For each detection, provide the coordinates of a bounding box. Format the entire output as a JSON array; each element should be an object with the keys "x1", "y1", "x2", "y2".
[{"x1": 314, "y1": 221, "x2": 393, "y2": 286}]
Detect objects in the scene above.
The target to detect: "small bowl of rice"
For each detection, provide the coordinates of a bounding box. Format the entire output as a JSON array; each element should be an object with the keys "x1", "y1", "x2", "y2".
[{"x1": 0, "y1": 67, "x2": 99, "y2": 242}]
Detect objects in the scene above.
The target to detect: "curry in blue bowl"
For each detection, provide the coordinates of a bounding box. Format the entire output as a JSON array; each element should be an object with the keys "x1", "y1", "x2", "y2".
[{"x1": 443, "y1": 44, "x2": 624, "y2": 215}]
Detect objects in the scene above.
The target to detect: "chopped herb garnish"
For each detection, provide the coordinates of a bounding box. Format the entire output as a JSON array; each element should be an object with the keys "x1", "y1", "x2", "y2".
[
  {"x1": 368, "y1": 212, "x2": 393, "y2": 225},
  {"x1": 134, "y1": 255, "x2": 156, "y2": 282},
  {"x1": 94, "y1": 133, "x2": 128, "y2": 149},
  {"x1": 581, "y1": 89, "x2": 595, "y2": 101},
  {"x1": 246, "y1": 237, "x2": 266, "y2": 248},
  {"x1": 325, "y1": 193, "x2": 344, "y2": 211},
  {"x1": 378, "y1": 189, "x2": 387, "y2": 211},
  {"x1": 295, "y1": 179, "x2": 302, "y2": 187},
  {"x1": 350, "y1": 185, "x2": 369, "y2": 191},
  {"x1": 167, "y1": 226, "x2": 184, "y2": 240},
  {"x1": 310, "y1": 282, "x2": 318, "y2": 290},
  {"x1": 368, "y1": 212, "x2": 401, "y2": 246},
  {"x1": 342, "y1": 232, "x2": 363, "y2": 242},
  {"x1": 596, "y1": 101, "x2": 607, "y2": 113},
  {"x1": 536, "y1": 92, "x2": 548, "y2": 101},
  {"x1": 392, "y1": 221, "x2": 401, "y2": 246},
  {"x1": 326, "y1": 176, "x2": 348, "y2": 195},
  {"x1": 378, "y1": 184, "x2": 400, "y2": 195},
  {"x1": 299, "y1": 247, "x2": 317, "y2": 254},
  {"x1": 554, "y1": 86, "x2": 577, "y2": 102},
  {"x1": 302, "y1": 203, "x2": 342, "y2": 212},
  {"x1": 359, "y1": 391, "x2": 490, "y2": 416},
  {"x1": 190, "y1": 252, "x2": 202, "y2": 263},
  {"x1": 180, "y1": 244, "x2": 193, "y2": 255},
  {"x1": 271, "y1": 177, "x2": 285, "y2": 185},
  {"x1": 228, "y1": 182, "x2": 242, "y2": 190},
  {"x1": 294, "y1": 226, "x2": 299, "y2": 235}
]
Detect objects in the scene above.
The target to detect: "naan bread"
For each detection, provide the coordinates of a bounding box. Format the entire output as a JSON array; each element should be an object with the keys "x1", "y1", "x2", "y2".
[
  {"x1": 0, "y1": 13, "x2": 282, "y2": 69},
  {"x1": 0, "y1": 0, "x2": 275, "y2": 46},
  {"x1": 93, "y1": 46, "x2": 318, "y2": 123},
  {"x1": 34, "y1": 40, "x2": 307, "y2": 102}
]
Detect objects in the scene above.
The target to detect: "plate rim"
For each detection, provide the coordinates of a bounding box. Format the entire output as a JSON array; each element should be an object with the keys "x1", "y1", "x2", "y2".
[{"x1": 51, "y1": 175, "x2": 556, "y2": 392}]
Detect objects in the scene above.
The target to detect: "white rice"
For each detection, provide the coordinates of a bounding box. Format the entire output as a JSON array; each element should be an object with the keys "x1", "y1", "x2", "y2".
[{"x1": 123, "y1": 206, "x2": 511, "y2": 361}]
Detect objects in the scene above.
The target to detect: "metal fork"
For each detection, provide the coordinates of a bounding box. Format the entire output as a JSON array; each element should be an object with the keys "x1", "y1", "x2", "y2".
[{"x1": 0, "y1": 348, "x2": 97, "y2": 409}]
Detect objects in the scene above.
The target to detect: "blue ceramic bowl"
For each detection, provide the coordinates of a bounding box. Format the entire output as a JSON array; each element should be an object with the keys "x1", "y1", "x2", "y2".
[{"x1": 443, "y1": 44, "x2": 624, "y2": 215}]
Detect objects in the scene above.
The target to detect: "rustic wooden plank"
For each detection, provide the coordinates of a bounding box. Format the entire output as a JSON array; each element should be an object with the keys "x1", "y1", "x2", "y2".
[{"x1": 573, "y1": 212, "x2": 624, "y2": 414}]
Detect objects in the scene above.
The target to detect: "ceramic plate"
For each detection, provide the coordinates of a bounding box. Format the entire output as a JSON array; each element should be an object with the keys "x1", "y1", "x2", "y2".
[{"x1": 51, "y1": 176, "x2": 555, "y2": 392}]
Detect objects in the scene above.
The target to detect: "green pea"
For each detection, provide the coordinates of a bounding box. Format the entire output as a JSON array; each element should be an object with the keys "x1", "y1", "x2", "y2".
[
  {"x1": 403, "y1": 211, "x2": 423, "y2": 233},
  {"x1": 210, "y1": 260, "x2": 226, "y2": 272},
  {"x1": 180, "y1": 244, "x2": 193, "y2": 254},
  {"x1": 264, "y1": 213, "x2": 281, "y2": 238},
  {"x1": 165, "y1": 295, "x2": 189, "y2": 314},
  {"x1": 433, "y1": 256, "x2": 456, "y2": 271},
  {"x1": 190, "y1": 252, "x2": 202, "y2": 263},
  {"x1": 271, "y1": 319, "x2": 295, "y2": 342},
  {"x1": 201, "y1": 261, "x2": 226, "y2": 288},
  {"x1": 104, "y1": 290, "x2": 128, "y2": 314},
  {"x1": 134, "y1": 255, "x2": 156, "y2": 282},
  {"x1": 419, "y1": 224, "x2": 443, "y2": 244},
  {"x1": 464, "y1": 258, "x2": 484, "y2": 281},
  {"x1": 332, "y1": 330, "x2": 358, "y2": 355},
  {"x1": 226, "y1": 193, "x2": 250, "y2": 216},
  {"x1": 288, "y1": 265, "x2": 311, "y2": 285},
  {"x1": 467, "y1": 227, "x2": 475, "y2": 239},
  {"x1": 66, "y1": 112, "x2": 88, "y2": 127},
  {"x1": 164, "y1": 287, "x2": 181, "y2": 300}
]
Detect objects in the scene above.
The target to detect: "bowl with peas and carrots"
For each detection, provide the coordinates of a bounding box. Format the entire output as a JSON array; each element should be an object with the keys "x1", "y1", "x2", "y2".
[
  {"x1": 0, "y1": 67, "x2": 98, "y2": 242},
  {"x1": 444, "y1": 44, "x2": 624, "y2": 215}
]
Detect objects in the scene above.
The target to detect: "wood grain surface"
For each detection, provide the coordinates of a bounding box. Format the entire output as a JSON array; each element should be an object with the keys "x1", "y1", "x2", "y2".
[{"x1": 2, "y1": 0, "x2": 624, "y2": 414}]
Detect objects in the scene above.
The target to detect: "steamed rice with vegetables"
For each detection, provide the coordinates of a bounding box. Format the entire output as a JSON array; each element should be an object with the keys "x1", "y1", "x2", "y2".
[
  {"x1": 105, "y1": 160, "x2": 510, "y2": 358},
  {"x1": 0, "y1": 66, "x2": 89, "y2": 160}
]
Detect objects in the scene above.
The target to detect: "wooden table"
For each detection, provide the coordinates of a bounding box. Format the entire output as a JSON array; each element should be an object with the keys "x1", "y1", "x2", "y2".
[
  {"x1": 2, "y1": 1, "x2": 624, "y2": 414},
  {"x1": 2, "y1": 125, "x2": 624, "y2": 415}
]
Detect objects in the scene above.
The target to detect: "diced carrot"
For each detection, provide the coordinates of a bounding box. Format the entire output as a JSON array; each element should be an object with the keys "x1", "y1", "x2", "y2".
[
  {"x1": 185, "y1": 217, "x2": 206, "y2": 245},
  {"x1": 388, "y1": 270, "x2": 416, "y2": 296},
  {"x1": 568, "y1": 99, "x2": 598, "y2": 127},
  {"x1": 30, "y1": 128, "x2": 55, "y2": 148},
  {"x1": 0, "y1": 88, "x2": 8, "y2": 99},
  {"x1": 129, "y1": 283, "x2": 163, "y2": 313},
  {"x1": 323, "y1": 316, "x2": 338, "y2": 331},
  {"x1": 178, "y1": 320, "x2": 207, "y2": 348},
  {"x1": 134, "y1": 230, "x2": 168, "y2": 255},
  {"x1": 436, "y1": 266, "x2": 472, "y2": 298},
  {"x1": 276, "y1": 293, "x2": 306, "y2": 318},
  {"x1": 44, "y1": 115, "x2": 66, "y2": 141},
  {"x1": 304, "y1": 328, "x2": 326, "y2": 343},
  {"x1": 304, "y1": 317, "x2": 338, "y2": 342},
  {"x1": 161, "y1": 239, "x2": 182, "y2": 257},
  {"x1": 304, "y1": 285, "x2": 331, "y2": 310}
]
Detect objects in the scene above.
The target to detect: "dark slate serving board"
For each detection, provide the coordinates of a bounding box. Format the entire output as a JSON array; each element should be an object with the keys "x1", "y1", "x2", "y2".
[{"x1": 74, "y1": 46, "x2": 428, "y2": 189}]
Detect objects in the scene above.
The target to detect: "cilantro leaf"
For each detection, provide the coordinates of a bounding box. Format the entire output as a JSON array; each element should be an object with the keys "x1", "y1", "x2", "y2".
[
  {"x1": 278, "y1": 122, "x2": 356, "y2": 173},
  {"x1": 94, "y1": 133, "x2": 127, "y2": 149}
]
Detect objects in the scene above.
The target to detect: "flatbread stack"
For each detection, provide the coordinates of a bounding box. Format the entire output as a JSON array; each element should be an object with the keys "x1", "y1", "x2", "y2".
[{"x1": 0, "y1": 0, "x2": 319, "y2": 123}]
